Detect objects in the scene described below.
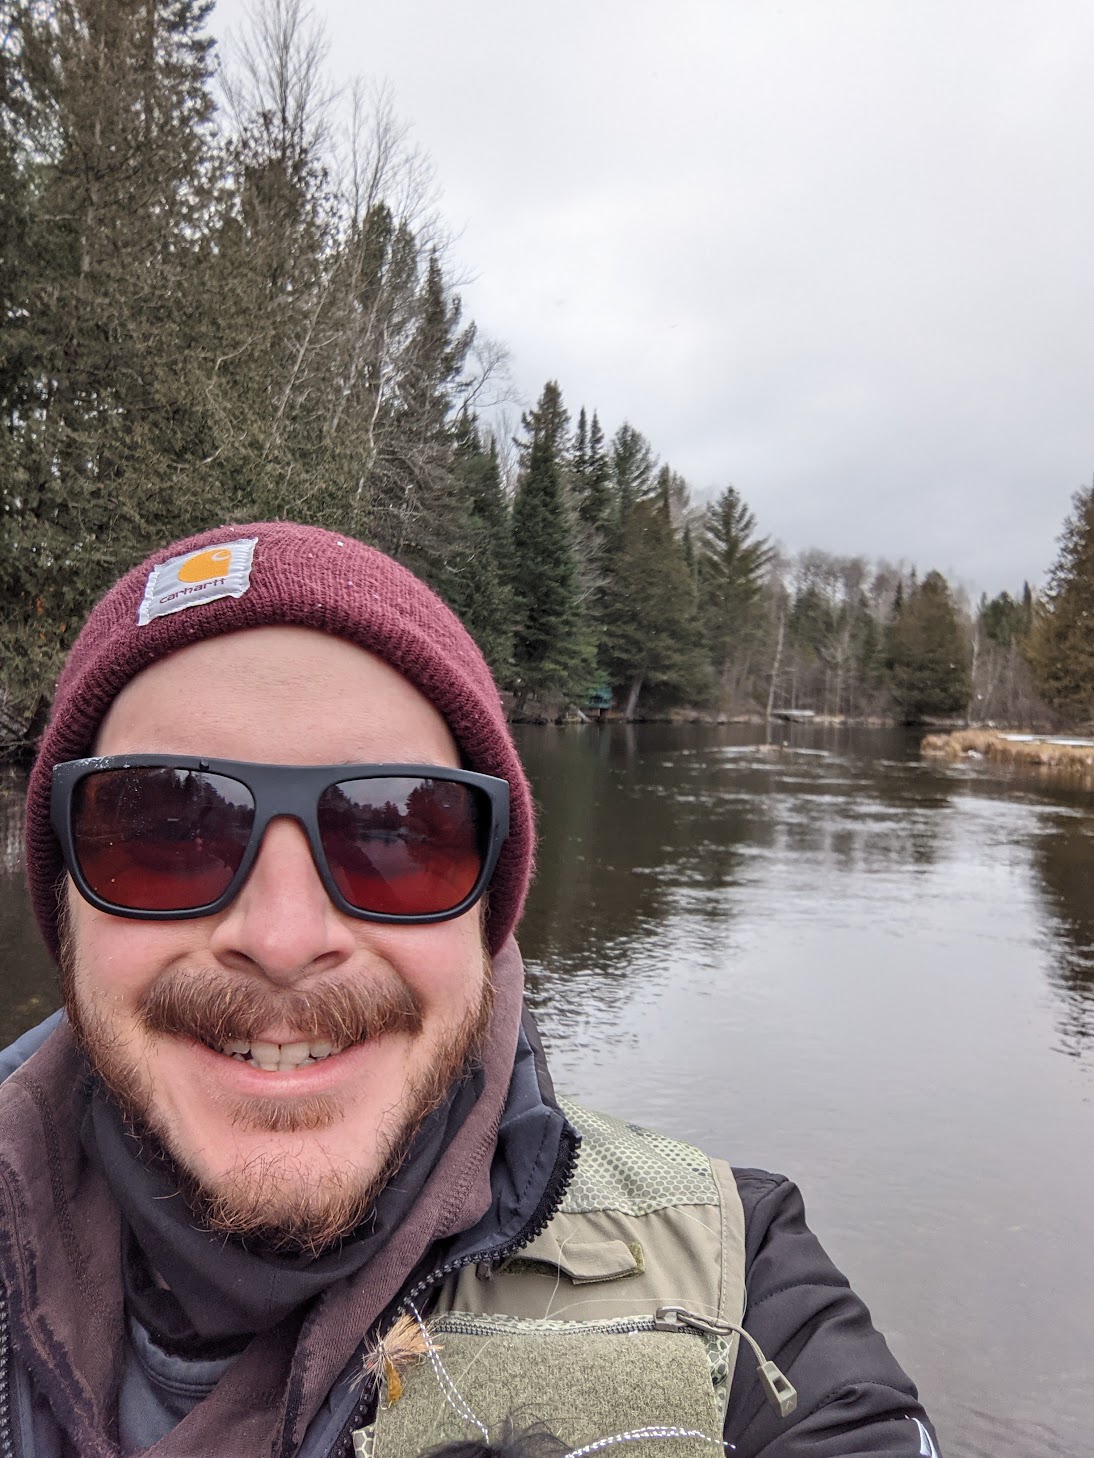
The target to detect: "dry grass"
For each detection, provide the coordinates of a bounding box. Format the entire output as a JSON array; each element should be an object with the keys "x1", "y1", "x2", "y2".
[{"x1": 921, "y1": 729, "x2": 1094, "y2": 783}]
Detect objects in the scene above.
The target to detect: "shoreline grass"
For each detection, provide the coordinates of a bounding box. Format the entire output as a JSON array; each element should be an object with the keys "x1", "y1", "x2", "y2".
[{"x1": 921, "y1": 728, "x2": 1094, "y2": 784}]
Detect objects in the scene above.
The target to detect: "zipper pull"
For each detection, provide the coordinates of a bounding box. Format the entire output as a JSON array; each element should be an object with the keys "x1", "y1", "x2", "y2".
[{"x1": 654, "y1": 1305, "x2": 798, "y2": 1419}]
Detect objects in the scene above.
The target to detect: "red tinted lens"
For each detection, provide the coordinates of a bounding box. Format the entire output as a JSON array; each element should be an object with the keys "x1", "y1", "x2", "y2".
[
  {"x1": 71, "y1": 768, "x2": 254, "y2": 911},
  {"x1": 318, "y1": 776, "x2": 485, "y2": 915}
]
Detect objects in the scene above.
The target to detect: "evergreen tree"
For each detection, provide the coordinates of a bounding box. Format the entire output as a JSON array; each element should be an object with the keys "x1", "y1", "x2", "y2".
[
  {"x1": 373, "y1": 252, "x2": 474, "y2": 570},
  {"x1": 850, "y1": 607, "x2": 887, "y2": 714},
  {"x1": 696, "y1": 486, "x2": 773, "y2": 709},
  {"x1": 508, "y1": 382, "x2": 591, "y2": 708},
  {"x1": 887, "y1": 570, "x2": 971, "y2": 721},
  {"x1": 979, "y1": 591, "x2": 1029, "y2": 648},
  {"x1": 1027, "y1": 486, "x2": 1094, "y2": 722},
  {"x1": 571, "y1": 406, "x2": 588, "y2": 482},
  {"x1": 570, "y1": 408, "x2": 611, "y2": 538},
  {"x1": 435, "y1": 425, "x2": 514, "y2": 679},
  {"x1": 566, "y1": 406, "x2": 613, "y2": 653},
  {"x1": 0, "y1": 0, "x2": 507, "y2": 748},
  {"x1": 599, "y1": 485, "x2": 709, "y2": 719},
  {"x1": 609, "y1": 422, "x2": 656, "y2": 520},
  {"x1": 0, "y1": 0, "x2": 219, "y2": 745}
]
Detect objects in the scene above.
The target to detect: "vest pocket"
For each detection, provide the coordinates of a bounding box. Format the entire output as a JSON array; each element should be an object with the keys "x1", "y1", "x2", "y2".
[
  {"x1": 494, "y1": 1235, "x2": 645, "y2": 1285},
  {"x1": 367, "y1": 1313, "x2": 725, "y2": 1458}
]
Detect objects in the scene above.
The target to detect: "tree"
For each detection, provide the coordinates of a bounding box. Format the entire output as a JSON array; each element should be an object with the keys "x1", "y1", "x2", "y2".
[
  {"x1": 565, "y1": 406, "x2": 611, "y2": 625},
  {"x1": 599, "y1": 484, "x2": 709, "y2": 719},
  {"x1": 886, "y1": 570, "x2": 972, "y2": 721},
  {"x1": 570, "y1": 409, "x2": 611, "y2": 536},
  {"x1": 608, "y1": 421, "x2": 656, "y2": 520},
  {"x1": 970, "y1": 588, "x2": 1044, "y2": 726},
  {"x1": 434, "y1": 424, "x2": 514, "y2": 679},
  {"x1": 696, "y1": 486, "x2": 773, "y2": 710},
  {"x1": 1027, "y1": 486, "x2": 1094, "y2": 723},
  {"x1": 0, "y1": 0, "x2": 220, "y2": 747},
  {"x1": 0, "y1": 0, "x2": 506, "y2": 750},
  {"x1": 508, "y1": 382, "x2": 591, "y2": 708},
  {"x1": 980, "y1": 590, "x2": 1029, "y2": 648}
]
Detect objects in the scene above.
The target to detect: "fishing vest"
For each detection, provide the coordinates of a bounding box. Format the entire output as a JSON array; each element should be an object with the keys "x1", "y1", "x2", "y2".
[{"x1": 357, "y1": 1101, "x2": 786, "y2": 1458}]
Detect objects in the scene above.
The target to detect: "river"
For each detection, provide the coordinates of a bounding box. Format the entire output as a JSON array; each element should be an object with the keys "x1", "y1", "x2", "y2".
[{"x1": 2, "y1": 723, "x2": 1092, "y2": 1456}]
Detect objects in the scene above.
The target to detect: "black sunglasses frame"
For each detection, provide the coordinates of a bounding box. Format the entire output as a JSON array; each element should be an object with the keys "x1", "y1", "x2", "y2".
[{"x1": 51, "y1": 755, "x2": 510, "y2": 925}]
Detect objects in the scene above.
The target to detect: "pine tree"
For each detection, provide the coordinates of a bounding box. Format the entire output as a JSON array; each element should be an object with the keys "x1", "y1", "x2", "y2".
[
  {"x1": 435, "y1": 424, "x2": 514, "y2": 679},
  {"x1": 0, "y1": 0, "x2": 220, "y2": 746},
  {"x1": 887, "y1": 570, "x2": 971, "y2": 721},
  {"x1": 599, "y1": 479, "x2": 709, "y2": 719},
  {"x1": 609, "y1": 422, "x2": 656, "y2": 520},
  {"x1": 571, "y1": 407, "x2": 588, "y2": 482},
  {"x1": 696, "y1": 486, "x2": 773, "y2": 710},
  {"x1": 373, "y1": 252, "x2": 474, "y2": 570},
  {"x1": 570, "y1": 407, "x2": 611, "y2": 539},
  {"x1": 508, "y1": 382, "x2": 591, "y2": 709},
  {"x1": 1027, "y1": 486, "x2": 1094, "y2": 722},
  {"x1": 980, "y1": 591, "x2": 1029, "y2": 647}
]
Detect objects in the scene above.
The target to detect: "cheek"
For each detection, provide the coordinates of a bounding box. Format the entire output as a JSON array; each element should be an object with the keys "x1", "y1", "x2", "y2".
[
  {"x1": 64, "y1": 884, "x2": 183, "y2": 1008},
  {"x1": 370, "y1": 915, "x2": 487, "y2": 1011}
]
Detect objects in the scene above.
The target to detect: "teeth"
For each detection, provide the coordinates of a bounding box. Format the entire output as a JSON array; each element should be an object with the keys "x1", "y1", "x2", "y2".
[
  {"x1": 217, "y1": 1038, "x2": 345, "y2": 1071},
  {"x1": 250, "y1": 1040, "x2": 281, "y2": 1070},
  {"x1": 279, "y1": 1041, "x2": 311, "y2": 1067}
]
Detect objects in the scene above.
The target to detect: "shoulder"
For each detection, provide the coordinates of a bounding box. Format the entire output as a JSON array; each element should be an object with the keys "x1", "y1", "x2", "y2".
[
  {"x1": 0, "y1": 1010, "x2": 65, "y2": 1085},
  {"x1": 553, "y1": 1110, "x2": 942, "y2": 1455},
  {"x1": 726, "y1": 1166, "x2": 941, "y2": 1457}
]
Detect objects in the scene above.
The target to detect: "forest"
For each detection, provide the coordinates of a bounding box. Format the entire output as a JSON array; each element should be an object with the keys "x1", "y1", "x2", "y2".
[{"x1": 1, "y1": 0, "x2": 1091, "y2": 754}]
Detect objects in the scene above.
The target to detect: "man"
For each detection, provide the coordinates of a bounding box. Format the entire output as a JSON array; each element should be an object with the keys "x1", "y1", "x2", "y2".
[{"x1": 2, "y1": 521, "x2": 941, "y2": 1457}]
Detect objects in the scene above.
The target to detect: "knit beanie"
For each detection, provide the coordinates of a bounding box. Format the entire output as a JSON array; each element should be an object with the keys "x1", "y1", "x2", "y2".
[{"x1": 25, "y1": 521, "x2": 534, "y2": 960}]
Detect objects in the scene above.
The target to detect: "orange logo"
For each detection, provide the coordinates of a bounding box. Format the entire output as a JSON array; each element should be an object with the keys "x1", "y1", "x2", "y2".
[{"x1": 177, "y1": 548, "x2": 232, "y2": 583}]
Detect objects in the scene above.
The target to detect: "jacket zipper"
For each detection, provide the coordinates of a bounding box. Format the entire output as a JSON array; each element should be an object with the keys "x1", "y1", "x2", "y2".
[
  {"x1": 653, "y1": 1306, "x2": 797, "y2": 1418},
  {"x1": 330, "y1": 1121, "x2": 581, "y2": 1458},
  {"x1": 332, "y1": 1296, "x2": 795, "y2": 1458},
  {"x1": 0, "y1": 1286, "x2": 16, "y2": 1458},
  {"x1": 429, "y1": 1307, "x2": 796, "y2": 1419},
  {"x1": 434, "y1": 1313, "x2": 658, "y2": 1337}
]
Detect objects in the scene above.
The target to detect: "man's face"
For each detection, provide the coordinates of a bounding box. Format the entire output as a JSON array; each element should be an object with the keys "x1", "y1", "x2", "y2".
[{"x1": 61, "y1": 626, "x2": 492, "y2": 1250}]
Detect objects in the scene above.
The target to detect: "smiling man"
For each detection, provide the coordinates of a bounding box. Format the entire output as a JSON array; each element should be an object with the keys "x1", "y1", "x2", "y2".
[{"x1": 1, "y1": 522, "x2": 941, "y2": 1458}]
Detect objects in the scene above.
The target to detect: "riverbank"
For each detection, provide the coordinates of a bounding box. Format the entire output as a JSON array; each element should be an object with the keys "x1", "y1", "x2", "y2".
[{"x1": 921, "y1": 728, "x2": 1094, "y2": 783}]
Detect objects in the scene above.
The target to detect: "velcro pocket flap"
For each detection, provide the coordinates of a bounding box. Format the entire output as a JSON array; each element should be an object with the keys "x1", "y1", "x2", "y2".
[
  {"x1": 501, "y1": 1230, "x2": 643, "y2": 1284},
  {"x1": 371, "y1": 1323, "x2": 720, "y2": 1458}
]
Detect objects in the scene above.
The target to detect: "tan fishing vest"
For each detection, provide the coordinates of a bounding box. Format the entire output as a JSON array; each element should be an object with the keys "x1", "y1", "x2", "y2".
[{"x1": 358, "y1": 1101, "x2": 755, "y2": 1458}]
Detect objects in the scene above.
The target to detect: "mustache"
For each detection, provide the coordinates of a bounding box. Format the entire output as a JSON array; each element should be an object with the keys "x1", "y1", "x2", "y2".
[{"x1": 138, "y1": 968, "x2": 424, "y2": 1047}]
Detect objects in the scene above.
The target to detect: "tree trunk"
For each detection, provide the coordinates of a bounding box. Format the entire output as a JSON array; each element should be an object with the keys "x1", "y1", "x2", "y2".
[
  {"x1": 624, "y1": 674, "x2": 644, "y2": 721},
  {"x1": 765, "y1": 612, "x2": 786, "y2": 724}
]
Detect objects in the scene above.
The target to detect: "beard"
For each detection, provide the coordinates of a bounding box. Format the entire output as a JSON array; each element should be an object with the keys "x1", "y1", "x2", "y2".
[{"x1": 60, "y1": 923, "x2": 494, "y2": 1255}]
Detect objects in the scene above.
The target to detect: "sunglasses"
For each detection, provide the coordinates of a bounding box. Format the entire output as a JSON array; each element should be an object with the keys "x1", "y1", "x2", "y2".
[{"x1": 51, "y1": 756, "x2": 509, "y2": 924}]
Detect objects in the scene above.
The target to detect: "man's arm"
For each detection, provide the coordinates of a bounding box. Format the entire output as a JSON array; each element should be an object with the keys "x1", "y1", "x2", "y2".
[{"x1": 724, "y1": 1169, "x2": 942, "y2": 1457}]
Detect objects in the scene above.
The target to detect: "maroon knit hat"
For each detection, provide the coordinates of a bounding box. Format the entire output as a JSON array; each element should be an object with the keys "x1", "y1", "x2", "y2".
[{"x1": 25, "y1": 521, "x2": 534, "y2": 960}]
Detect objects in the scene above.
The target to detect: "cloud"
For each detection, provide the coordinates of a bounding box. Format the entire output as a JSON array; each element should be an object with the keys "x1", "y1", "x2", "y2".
[{"x1": 212, "y1": 0, "x2": 1094, "y2": 594}]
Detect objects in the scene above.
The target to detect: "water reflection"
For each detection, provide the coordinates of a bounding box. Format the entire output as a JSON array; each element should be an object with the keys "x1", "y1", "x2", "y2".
[
  {"x1": 515, "y1": 723, "x2": 960, "y2": 1034},
  {"x1": 2, "y1": 728, "x2": 1094, "y2": 1452},
  {"x1": 514, "y1": 723, "x2": 1094, "y2": 1457},
  {"x1": 0, "y1": 771, "x2": 59, "y2": 1046},
  {"x1": 1031, "y1": 810, "x2": 1094, "y2": 1058},
  {"x1": 1, "y1": 768, "x2": 24, "y2": 876}
]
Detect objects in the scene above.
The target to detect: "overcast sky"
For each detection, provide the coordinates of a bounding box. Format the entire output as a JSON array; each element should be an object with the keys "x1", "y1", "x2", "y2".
[{"x1": 211, "y1": 0, "x2": 1094, "y2": 598}]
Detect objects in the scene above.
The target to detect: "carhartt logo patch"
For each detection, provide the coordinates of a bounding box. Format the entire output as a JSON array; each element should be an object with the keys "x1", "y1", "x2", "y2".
[{"x1": 138, "y1": 538, "x2": 258, "y2": 625}]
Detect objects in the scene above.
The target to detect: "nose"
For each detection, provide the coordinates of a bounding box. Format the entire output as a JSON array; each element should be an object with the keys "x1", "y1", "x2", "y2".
[{"x1": 208, "y1": 816, "x2": 357, "y2": 983}]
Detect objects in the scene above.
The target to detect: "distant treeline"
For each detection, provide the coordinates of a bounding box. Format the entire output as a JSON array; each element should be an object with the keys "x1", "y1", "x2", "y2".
[{"x1": 0, "y1": 0, "x2": 1088, "y2": 751}]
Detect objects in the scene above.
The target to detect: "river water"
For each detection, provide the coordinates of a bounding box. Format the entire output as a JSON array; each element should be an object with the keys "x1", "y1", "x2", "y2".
[{"x1": 2, "y1": 724, "x2": 1092, "y2": 1456}]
